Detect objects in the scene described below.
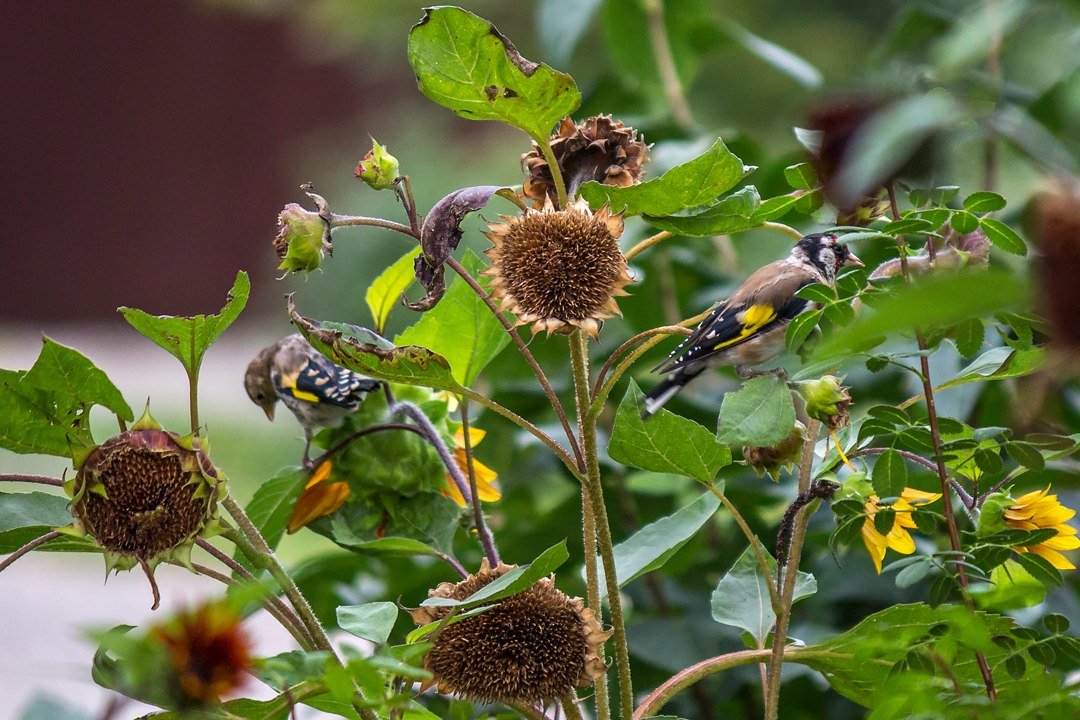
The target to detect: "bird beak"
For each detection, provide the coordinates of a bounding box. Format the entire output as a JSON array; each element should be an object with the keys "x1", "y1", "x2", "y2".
[
  {"x1": 262, "y1": 404, "x2": 276, "y2": 422},
  {"x1": 846, "y1": 251, "x2": 865, "y2": 268}
]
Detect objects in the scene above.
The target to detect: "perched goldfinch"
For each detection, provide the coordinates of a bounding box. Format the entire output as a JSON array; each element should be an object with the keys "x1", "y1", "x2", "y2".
[
  {"x1": 244, "y1": 334, "x2": 383, "y2": 466},
  {"x1": 643, "y1": 233, "x2": 862, "y2": 417}
]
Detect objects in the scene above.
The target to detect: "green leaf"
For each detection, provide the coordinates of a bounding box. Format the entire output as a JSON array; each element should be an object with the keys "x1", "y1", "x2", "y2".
[
  {"x1": 0, "y1": 372, "x2": 77, "y2": 456},
  {"x1": 1044, "y1": 613, "x2": 1070, "y2": 634},
  {"x1": 596, "y1": 491, "x2": 721, "y2": 601},
  {"x1": 395, "y1": 251, "x2": 510, "y2": 386},
  {"x1": 0, "y1": 491, "x2": 74, "y2": 554},
  {"x1": 609, "y1": 381, "x2": 731, "y2": 482},
  {"x1": 785, "y1": 309, "x2": 822, "y2": 353},
  {"x1": 880, "y1": 218, "x2": 935, "y2": 236},
  {"x1": 784, "y1": 163, "x2": 818, "y2": 190},
  {"x1": 871, "y1": 449, "x2": 907, "y2": 499},
  {"x1": 333, "y1": 536, "x2": 444, "y2": 558},
  {"x1": 1013, "y1": 552, "x2": 1063, "y2": 589},
  {"x1": 422, "y1": 541, "x2": 569, "y2": 608},
  {"x1": 642, "y1": 186, "x2": 761, "y2": 237},
  {"x1": 716, "y1": 375, "x2": 796, "y2": 447},
  {"x1": 980, "y1": 217, "x2": 1028, "y2": 256},
  {"x1": 22, "y1": 338, "x2": 132, "y2": 422},
  {"x1": 1006, "y1": 441, "x2": 1045, "y2": 471},
  {"x1": 711, "y1": 539, "x2": 816, "y2": 643},
  {"x1": 336, "y1": 602, "x2": 398, "y2": 645},
  {"x1": 243, "y1": 468, "x2": 306, "y2": 553},
  {"x1": 952, "y1": 318, "x2": 984, "y2": 358},
  {"x1": 407, "y1": 6, "x2": 580, "y2": 141},
  {"x1": 118, "y1": 270, "x2": 249, "y2": 376},
  {"x1": 289, "y1": 300, "x2": 462, "y2": 392},
  {"x1": 749, "y1": 191, "x2": 816, "y2": 223},
  {"x1": 716, "y1": 20, "x2": 822, "y2": 88},
  {"x1": 795, "y1": 283, "x2": 836, "y2": 304},
  {"x1": 579, "y1": 138, "x2": 750, "y2": 217},
  {"x1": 963, "y1": 191, "x2": 1007, "y2": 213},
  {"x1": 950, "y1": 210, "x2": 979, "y2": 234},
  {"x1": 366, "y1": 247, "x2": 421, "y2": 334},
  {"x1": 938, "y1": 346, "x2": 1045, "y2": 390}
]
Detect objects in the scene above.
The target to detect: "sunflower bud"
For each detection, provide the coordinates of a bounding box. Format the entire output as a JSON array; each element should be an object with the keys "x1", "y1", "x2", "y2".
[
  {"x1": 522, "y1": 115, "x2": 649, "y2": 203},
  {"x1": 355, "y1": 138, "x2": 400, "y2": 191},
  {"x1": 68, "y1": 407, "x2": 223, "y2": 605},
  {"x1": 410, "y1": 559, "x2": 611, "y2": 705},
  {"x1": 482, "y1": 198, "x2": 632, "y2": 337},
  {"x1": 743, "y1": 421, "x2": 806, "y2": 480},
  {"x1": 274, "y1": 194, "x2": 332, "y2": 274},
  {"x1": 795, "y1": 375, "x2": 852, "y2": 430},
  {"x1": 976, "y1": 491, "x2": 1012, "y2": 537}
]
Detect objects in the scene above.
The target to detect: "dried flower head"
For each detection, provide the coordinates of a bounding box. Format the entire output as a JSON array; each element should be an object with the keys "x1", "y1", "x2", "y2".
[
  {"x1": 151, "y1": 602, "x2": 253, "y2": 707},
  {"x1": 274, "y1": 186, "x2": 333, "y2": 273},
  {"x1": 482, "y1": 198, "x2": 632, "y2": 337},
  {"x1": 522, "y1": 115, "x2": 649, "y2": 203},
  {"x1": 68, "y1": 408, "x2": 223, "y2": 605},
  {"x1": 410, "y1": 559, "x2": 610, "y2": 705},
  {"x1": 743, "y1": 421, "x2": 807, "y2": 480}
]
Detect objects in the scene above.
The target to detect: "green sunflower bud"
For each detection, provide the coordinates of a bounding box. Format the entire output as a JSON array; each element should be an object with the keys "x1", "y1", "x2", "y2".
[
  {"x1": 274, "y1": 187, "x2": 332, "y2": 274},
  {"x1": 795, "y1": 375, "x2": 852, "y2": 430},
  {"x1": 355, "y1": 138, "x2": 400, "y2": 191},
  {"x1": 977, "y1": 491, "x2": 1012, "y2": 537}
]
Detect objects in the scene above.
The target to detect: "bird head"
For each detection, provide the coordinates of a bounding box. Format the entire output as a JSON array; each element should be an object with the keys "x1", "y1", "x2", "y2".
[
  {"x1": 794, "y1": 233, "x2": 863, "y2": 281},
  {"x1": 243, "y1": 348, "x2": 278, "y2": 422}
]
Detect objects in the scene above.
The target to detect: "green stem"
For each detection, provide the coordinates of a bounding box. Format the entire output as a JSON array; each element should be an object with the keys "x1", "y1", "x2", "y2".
[
  {"x1": 538, "y1": 139, "x2": 569, "y2": 208},
  {"x1": 570, "y1": 331, "x2": 633, "y2": 720},
  {"x1": 642, "y1": 0, "x2": 696, "y2": 132},
  {"x1": 581, "y1": 487, "x2": 611, "y2": 720},
  {"x1": 562, "y1": 691, "x2": 586, "y2": 720},
  {"x1": 187, "y1": 366, "x2": 200, "y2": 435},
  {"x1": 634, "y1": 648, "x2": 775, "y2": 719},
  {"x1": 702, "y1": 483, "x2": 780, "y2": 613}
]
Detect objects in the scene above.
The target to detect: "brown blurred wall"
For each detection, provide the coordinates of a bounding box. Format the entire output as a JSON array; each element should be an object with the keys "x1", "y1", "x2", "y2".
[{"x1": 0, "y1": 1, "x2": 367, "y2": 322}]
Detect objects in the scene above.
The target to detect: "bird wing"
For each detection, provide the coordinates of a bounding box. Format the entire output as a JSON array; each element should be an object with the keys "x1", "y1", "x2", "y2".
[
  {"x1": 653, "y1": 263, "x2": 818, "y2": 374},
  {"x1": 271, "y1": 338, "x2": 380, "y2": 410}
]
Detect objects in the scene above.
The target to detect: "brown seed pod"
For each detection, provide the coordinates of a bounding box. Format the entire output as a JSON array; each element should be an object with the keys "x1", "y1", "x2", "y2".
[
  {"x1": 482, "y1": 199, "x2": 632, "y2": 337},
  {"x1": 522, "y1": 115, "x2": 649, "y2": 203},
  {"x1": 411, "y1": 559, "x2": 611, "y2": 705}
]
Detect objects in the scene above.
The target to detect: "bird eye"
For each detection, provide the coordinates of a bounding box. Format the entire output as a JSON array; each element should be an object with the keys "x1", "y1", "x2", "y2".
[{"x1": 256, "y1": 393, "x2": 265, "y2": 402}]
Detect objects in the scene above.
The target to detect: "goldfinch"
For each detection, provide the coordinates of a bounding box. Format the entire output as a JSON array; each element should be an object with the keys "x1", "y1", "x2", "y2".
[
  {"x1": 643, "y1": 233, "x2": 862, "y2": 417},
  {"x1": 244, "y1": 334, "x2": 383, "y2": 466}
]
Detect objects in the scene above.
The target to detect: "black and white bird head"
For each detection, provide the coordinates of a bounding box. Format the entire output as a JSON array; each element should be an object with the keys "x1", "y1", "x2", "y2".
[{"x1": 792, "y1": 233, "x2": 863, "y2": 283}]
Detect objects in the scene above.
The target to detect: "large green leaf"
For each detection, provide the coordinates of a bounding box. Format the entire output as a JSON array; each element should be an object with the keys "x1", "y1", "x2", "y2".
[
  {"x1": 421, "y1": 541, "x2": 569, "y2": 608},
  {"x1": 243, "y1": 468, "x2": 306, "y2": 552},
  {"x1": 336, "y1": 602, "x2": 399, "y2": 645},
  {"x1": 642, "y1": 186, "x2": 762, "y2": 237},
  {"x1": 0, "y1": 491, "x2": 72, "y2": 532},
  {"x1": 716, "y1": 375, "x2": 796, "y2": 447},
  {"x1": 366, "y1": 247, "x2": 421, "y2": 334},
  {"x1": 408, "y1": 6, "x2": 580, "y2": 140},
  {"x1": 579, "y1": 138, "x2": 751, "y2": 216},
  {"x1": 395, "y1": 251, "x2": 510, "y2": 386},
  {"x1": 22, "y1": 338, "x2": 132, "y2": 422},
  {"x1": 871, "y1": 449, "x2": 907, "y2": 499},
  {"x1": 937, "y1": 346, "x2": 1045, "y2": 390},
  {"x1": 289, "y1": 299, "x2": 462, "y2": 392},
  {"x1": 609, "y1": 381, "x2": 731, "y2": 482},
  {"x1": 711, "y1": 540, "x2": 816, "y2": 644},
  {"x1": 0, "y1": 371, "x2": 76, "y2": 456},
  {"x1": 118, "y1": 270, "x2": 249, "y2": 376},
  {"x1": 598, "y1": 491, "x2": 721, "y2": 601}
]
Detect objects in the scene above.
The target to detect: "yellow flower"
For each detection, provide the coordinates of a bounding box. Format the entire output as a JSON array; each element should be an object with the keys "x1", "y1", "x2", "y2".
[
  {"x1": 1004, "y1": 487, "x2": 1080, "y2": 570},
  {"x1": 287, "y1": 461, "x2": 350, "y2": 534},
  {"x1": 861, "y1": 488, "x2": 941, "y2": 574},
  {"x1": 442, "y1": 427, "x2": 501, "y2": 507}
]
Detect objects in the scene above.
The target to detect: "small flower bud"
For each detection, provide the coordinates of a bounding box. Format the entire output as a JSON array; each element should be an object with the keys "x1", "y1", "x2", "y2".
[
  {"x1": 743, "y1": 421, "x2": 806, "y2": 480},
  {"x1": 795, "y1": 375, "x2": 852, "y2": 430},
  {"x1": 977, "y1": 491, "x2": 1012, "y2": 537},
  {"x1": 355, "y1": 138, "x2": 400, "y2": 191},
  {"x1": 274, "y1": 198, "x2": 331, "y2": 274}
]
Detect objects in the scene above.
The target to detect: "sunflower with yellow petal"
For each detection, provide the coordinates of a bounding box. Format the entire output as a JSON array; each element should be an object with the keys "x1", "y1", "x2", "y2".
[
  {"x1": 442, "y1": 427, "x2": 501, "y2": 507},
  {"x1": 861, "y1": 488, "x2": 941, "y2": 573},
  {"x1": 1004, "y1": 487, "x2": 1080, "y2": 570},
  {"x1": 287, "y1": 461, "x2": 350, "y2": 534}
]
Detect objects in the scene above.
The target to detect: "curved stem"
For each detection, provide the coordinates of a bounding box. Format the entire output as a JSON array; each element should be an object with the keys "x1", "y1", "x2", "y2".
[
  {"x1": 642, "y1": 0, "x2": 696, "y2": 132},
  {"x1": 848, "y1": 447, "x2": 975, "y2": 509},
  {"x1": 762, "y1": 222, "x2": 804, "y2": 241},
  {"x1": 313, "y1": 422, "x2": 427, "y2": 467},
  {"x1": 0, "y1": 530, "x2": 61, "y2": 574},
  {"x1": 459, "y1": 397, "x2": 501, "y2": 566},
  {"x1": 571, "y1": 331, "x2": 633, "y2": 720},
  {"x1": 538, "y1": 139, "x2": 568, "y2": 208},
  {"x1": 330, "y1": 213, "x2": 417, "y2": 239},
  {"x1": 435, "y1": 550, "x2": 469, "y2": 579},
  {"x1": 702, "y1": 484, "x2": 780, "y2": 612},
  {"x1": 446, "y1": 256, "x2": 584, "y2": 471},
  {"x1": 592, "y1": 326, "x2": 692, "y2": 399},
  {"x1": 634, "y1": 648, "x2": 775, "y2": 719},
  {"x1": 0, "y1": 474, "x2": 63, "y2": 487},
  {"x1": 624, "y1": 231, "x2": 673, "y2": 261}
]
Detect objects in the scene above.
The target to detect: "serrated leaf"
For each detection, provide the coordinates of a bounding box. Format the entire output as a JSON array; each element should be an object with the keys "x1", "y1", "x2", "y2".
[
  {"x1": 642, "y1": 186, "x2": 761, "y2": 237},
  {"x1": 609, "y1": 381, "x2": 731, "y2": 482},
  {"x1": 407, "y1": 7, "x2": 580, "y2": 141},
  {"x1": 952, "y1": 318, "x2": 984, "y2": 358},
  {"x1": 243, "y1": 468, "x2": 306, "y2": 553},
  {"x1": 1005, "y1": 442, "x2": 1045, "y2": 471},
  {"x1": 872, "y1": 450, "x2": 907, "y2": 499},
  {"x1": 0, "y1": 371, "x2": 80, "y2": 456},
  {"x1": 22, "y1": 338, "x2": 132, "y2": 422},
  {"x1": 963, "y1": 191, "x2": 1006, "y2": 213},
  {"x1": 749, "y1": 191, "x2": 815, "y2": 223},
  {"x1": 980, "y1": 217, "x2": 1028, "y2": 256},
  {"x1": 785, "y1": 309, "x2": 822, "y2": 353},
  {"x1": 396, "y1": 251, "x2": 510, "y2": 386},
  {"x1": 118, "y1": 270, "x2": 249, "y2": 376},
  {"x1": 710, "y1": 539, "x2": 816, "y2": 643},
  {"x1": 1014, "y1": 551, "x2": 1064, "y2": 588},
  {"x1": 795, "y1": 283, "x2": 836, "y2": 304},
  {"x1": 783, "y1": 162, "x2": 818, "y2": 190},
  {"x1": 881, "y1": 218, "x2": 935, "y2": 235},
  {"x1": 950, "y1": 210, "x2": 979, "y2": 234},
  {"x1": 336, "y1": 602, "x2": 398, "y2": 645},
  {"x1": 594, "y1": 491, "x2": 721, "y2": 601},
  {"x1": 717, "y1": 375, "x2": 796, "y2": 447},
  {"x1": 580, "y1": 138, "x2": 750, "y2": 217},
  {"x1": 366, "y1": 247, "x2": 421, "y2": 333},
  {"x1": 422, "y1": 541, "x2": 569, "y2": 608}
]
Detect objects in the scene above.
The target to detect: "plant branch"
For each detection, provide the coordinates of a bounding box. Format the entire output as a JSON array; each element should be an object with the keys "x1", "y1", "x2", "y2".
[
  {"x1": 847, "y1": 447, "x2": 975, "y2": 508},
  {"x1": 634, "y1": 648, "x2": 775, "y2": 719},
  {"x1": 702, "y1": 483, "x2": 780, "y2": 612},
  {"x1": 330, "y1": 213, "x2": 418, "y2": 239},
  {"x1": 187, "y1": 367, "x2": 200, "y2": 435},
  {"x1": 763, "y1": 222, "x2": 805, "y2": 241},
  {"x1": 571, "y1": 330, "x2": 633, "y2": 720},
  {"x1": 0, "y1": 530, "x2": 61, "y2": 574},
  {"x1": 537, "y1": 138, "x2": 569, "y2": 208},
  {"x1": 446, "y1": 256, "x2": 584, "y2": 470},
  {"x1": 562, "y1": 692, "x2": 586, "y2": 720},
  {"x1": 624, "y1": 231, "x2": 672, "y2": 261},
  {"x1": 459, "y1": 396, "x2": 501, "y2": 566},
  {"x1": 0, "y1": 474, "x2": 63, "y2": 487},
  {"x1": 312, "y1": 422, "x2": 427, "y2": 467},
  {"x1": 592, "y1": 325, "x2": 692, "y2": 399},
  {"x1": 642, "y1": 0, "x2": 696, "y2": 132}
]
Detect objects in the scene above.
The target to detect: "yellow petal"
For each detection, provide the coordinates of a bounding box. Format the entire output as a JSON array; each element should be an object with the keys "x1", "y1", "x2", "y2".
[
  {"x1": 1012, "y1": 487, "x2": 1050, "y2": 508},
  {"x1": 453, "y1": 426, "x2": 486, "y2": 448},
  {"x1": 288, "y1": 481, "x2": 350, "y2": 533},
  {"x1": 441, "y1": 480, "x2": 467, "y2": 508},
  {"x1": 861, "y1": 520, "x2": 887, "y2": 574},
  {"x1": 885, "y1": 524, "x2": 916, "y2": 555},
  {"x1": 900, "y1": 488, "x2": 941, "y2": 505},
  {"x1": 1040, "y1": 533, "x2": 1080, "y2": 551},
  {"x1": 1028, "y1": 545, "x2": 1077, "y2": 571}
]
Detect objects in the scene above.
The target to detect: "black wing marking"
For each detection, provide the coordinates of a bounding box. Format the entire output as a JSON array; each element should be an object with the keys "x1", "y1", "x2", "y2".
[{"x1": 293, "y1": 356, "x2": 379, "y2": 409}]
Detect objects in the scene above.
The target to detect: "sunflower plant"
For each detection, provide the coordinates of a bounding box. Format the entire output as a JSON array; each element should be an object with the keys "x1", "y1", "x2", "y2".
[{"x1": 3, "y1": 4, "x2": 1080, "y2": 720}]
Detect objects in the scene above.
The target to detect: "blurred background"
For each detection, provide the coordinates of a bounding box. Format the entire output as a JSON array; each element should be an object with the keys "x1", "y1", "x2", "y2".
[{"x1": 3, "y1": 0, "x2": 1079, "y2": 718}]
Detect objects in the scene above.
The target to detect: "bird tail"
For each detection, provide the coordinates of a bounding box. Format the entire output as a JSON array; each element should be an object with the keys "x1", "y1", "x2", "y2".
[{"x1": 642, "y1": 367, "x2": 703, "y2": 419}]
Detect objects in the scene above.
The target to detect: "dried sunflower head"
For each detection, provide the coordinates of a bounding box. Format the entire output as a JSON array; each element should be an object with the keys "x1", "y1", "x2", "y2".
[
  {"x1": 522, "y1": 115, "x2": 649, "y2": 203},
  {"x1": 410, "y1": 559, "x2": 610, "y2": 705},
  {"x1": 482, "y1": 198, "x2": 632, "y2": 337}
]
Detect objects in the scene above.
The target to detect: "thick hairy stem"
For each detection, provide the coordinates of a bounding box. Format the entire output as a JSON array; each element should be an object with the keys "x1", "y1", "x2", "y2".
[
  {"x1": 447, "y1": 256, "x2": 584, "y2": 470},
  {"x1": 570, "y1": 331, "x2": 633, "y2": 720},
  {"x1": 0, "y1": 474, "x2": 63, "y2": 487},
  {"x1": 459, "y1": 397, "x2": 501, "y2": 566},
  {"x1": 581, "y1": 489, "x2": 611, "y2": 720},
  {"x1": 642, "y1": 0, "x2": 696, "y2": 132},
  {"x1": 562, "y1": 691, "x2": 586, "y2": 720},
  {"x1": 764, "y1": 419, "x2": 820, "y2": 720},
  {"x1": 0, "y1": 530, "x2": 61, "y2": 574}
]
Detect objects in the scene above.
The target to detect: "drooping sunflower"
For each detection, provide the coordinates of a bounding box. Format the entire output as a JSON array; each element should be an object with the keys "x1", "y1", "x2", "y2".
[
  {"x1": 441, "y1": 426, "x2": 501, "y2": 507},
  {"x1": 1004, "y1": 487, "x2": 1080, "y2": 570},
  {"x1": 482, "y1": 198, "x2": 633, "y2": 337},
  {"x1": 861, "y1": 488, "x2": 941, "y2": 574}
]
